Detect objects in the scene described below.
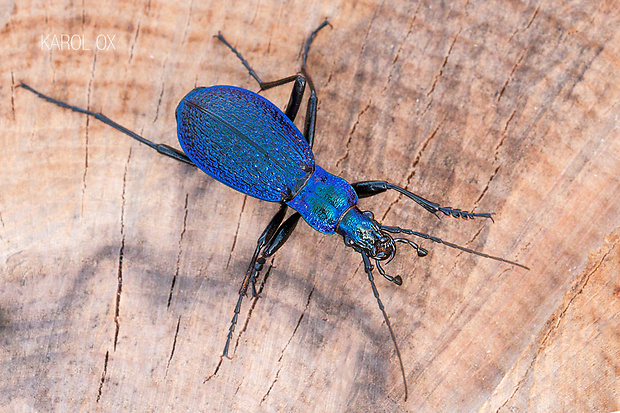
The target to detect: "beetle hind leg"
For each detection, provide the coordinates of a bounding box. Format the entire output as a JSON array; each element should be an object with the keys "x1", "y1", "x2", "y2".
[
  {"x1": 19, "y1": 83, "x2": 196, "y2": 166},
  {"x1": 223, "y1": 207, "x2": 302, "y2": 357},
  {"x1": 301, "y1": 19, "x2": 331, "y2": 92}
]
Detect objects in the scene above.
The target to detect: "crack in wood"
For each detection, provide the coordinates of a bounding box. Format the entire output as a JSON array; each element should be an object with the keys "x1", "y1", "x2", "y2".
[
  {"x1": 168, "y1": 193, "x2": 190, "y2": 308},
  {"x1": 507, "y1": 4, "x2": 542, "y2": 44},
  {"x1": 381, "y1": 0, "x2": 423, "y2": 94},
  {"x1": 260, "y1": 366, "x2": 281, "y2": 405},
  {"x1": 380, "y1": 117, "x2": 445, "y2": 222},
  {"x1": 165, "y1": 316, "x2": 182, "y2": 378},
  {"x1": 203, "y1": 357, "x2": 223, "y2": 383},
  {"x1": 81, "y1": 52, "x2": 98, "y2": 215},
  {"x1": 10, "y1": 70, "x2": 16, "y2": 121},
  {"x1": 525, "y1": 5, "x2": 541, "y2": 30},
  {"x1": 494, "y1": 238, "x2": 617, "y2": 412},
  {"x1": 113, "y1": 149, "x2": 132, "y2": 351},
  {"x1": 335, "y1": 100, "x2": 372, "y2": 170},
  {"x1": 181, "y1": 0, "x2": 195, "y2": 46},
  {"x1": 152, "y1": 78, "x2": 166, "y2": 124},
  {"x1": 497, "y1": 49, "x2": 527, "y2": 103},
  {"x1": 356, "y1": 0, "x2": 385, "y2": 66},
  {"x1": 226, "y1": 196, "x2": 248, "y2": 269},
  {"x1": 426, "y1": 29, "x2": 461, "y2": 98},
  {"x1": 96, "y1": 351, "x2": 109, "y2": 403},
  {"x1": 260, "y1": 287, "x2": 315, "y2": 405},
  {"x1": 128, "y1": 22, "x2": 141, "y2": 65},
  {"x1": 279, "y1": 287, "x2": 314, "y2": 363},
  {"x1": 474, "y1": 164, "x2": 500, "y2": 206}
]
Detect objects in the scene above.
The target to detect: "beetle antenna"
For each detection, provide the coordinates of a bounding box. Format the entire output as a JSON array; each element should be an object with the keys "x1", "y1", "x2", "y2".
[
  {"x1": 360, "y1": 251, "x2": 408, "y2": 400},
  {"x1": 381, "y1": 225, "x2": 529, "y2": 270}
]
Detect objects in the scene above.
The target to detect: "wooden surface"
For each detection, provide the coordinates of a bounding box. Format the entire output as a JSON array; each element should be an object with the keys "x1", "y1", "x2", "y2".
[{"x1": 2, "y1": 0, "x2": 619, "y2": 411}]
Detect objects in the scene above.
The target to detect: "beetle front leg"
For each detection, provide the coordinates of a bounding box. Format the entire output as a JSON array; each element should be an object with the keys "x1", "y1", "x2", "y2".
[{"x1": 352, "y1": 181, "x2": 494, "y2": 221}]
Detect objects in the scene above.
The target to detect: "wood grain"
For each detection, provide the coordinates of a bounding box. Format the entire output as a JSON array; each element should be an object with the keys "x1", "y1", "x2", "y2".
[{"x1": 1, "y1": 0, "x2": 618, "y2": 411}]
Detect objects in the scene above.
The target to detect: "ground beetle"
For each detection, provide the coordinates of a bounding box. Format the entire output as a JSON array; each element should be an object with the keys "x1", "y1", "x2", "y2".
[{"x1": 21, "y1": 20, "x2": 528, "y2": 399}]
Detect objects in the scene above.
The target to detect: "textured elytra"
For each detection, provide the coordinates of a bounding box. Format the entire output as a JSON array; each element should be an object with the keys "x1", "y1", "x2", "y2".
[{"x1": 176, "y1": 86, "x2": 314, "y2": 202}]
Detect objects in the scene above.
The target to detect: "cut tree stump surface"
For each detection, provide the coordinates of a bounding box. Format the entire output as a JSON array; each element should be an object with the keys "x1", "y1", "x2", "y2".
[{"x1": 2, "y1": 1, "x2": 619, "y2": 411}]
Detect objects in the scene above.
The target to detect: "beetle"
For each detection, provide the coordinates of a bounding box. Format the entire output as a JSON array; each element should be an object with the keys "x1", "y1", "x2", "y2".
[{"x1": 20, "y1": 20, "x2": 528, "y2": 399}]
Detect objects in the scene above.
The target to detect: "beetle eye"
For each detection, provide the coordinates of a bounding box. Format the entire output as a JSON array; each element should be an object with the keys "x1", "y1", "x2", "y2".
[{"x1": 363, "y1": 210, "x2": 374, "y2": 220}]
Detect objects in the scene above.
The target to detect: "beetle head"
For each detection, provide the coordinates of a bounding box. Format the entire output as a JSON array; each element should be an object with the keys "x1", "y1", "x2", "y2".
[{"x1": 337, "y1": 207, "x2": 427, "y2": 285}]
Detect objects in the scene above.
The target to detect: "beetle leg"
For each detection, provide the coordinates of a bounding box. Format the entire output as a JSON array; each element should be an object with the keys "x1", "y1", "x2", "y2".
[
  {"x1": 217, "y1": 20, "x2": 330, "y2": 126},
  {"x1": 257, "y1": 75, "x2": 307, "y2": 122},
  {"x1": 247, "y1": 212, "x2": 302, "y2": 295},
  {"x1": 284, "y1": 77, "x2": 306, "y2": 121},
  {"x1": 352, "y1": 181, "x2": 494, "y2": 221},
  {"x1": 223, "y1": 204, "x2": 288, "y2": 357},
  {"x1": 262, "y1": 212, "x2": 302, "y2": 257},
  {"x1": 215, "y1": 34, "x2": 307, "y2": 121},
  {"x1": 299, "y1": 20, "x2": 330, "y2": 148},
  {"x1": 302, "y1": 90, "x2": 317, "y2": 148},
  {"x1": 223, "y1": 211, "x2": 301, "y2": 357},
  {"x1": 19, "y1": 83, "x2": 196, "y2": 167},
  {"x1": 360, "y1": 251, "x2": 408, "y2": 401},
  {"x1": 301, "y1": 20, "x2": 331, "y2": 92}
]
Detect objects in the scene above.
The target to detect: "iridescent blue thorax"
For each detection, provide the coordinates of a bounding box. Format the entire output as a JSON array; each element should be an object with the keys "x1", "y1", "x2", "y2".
[
  {"x1": 286, "y1": 166, "x2": 357, "y2": 234},
  {"x1": 287, "y1": 166, "x2": 389, "y2": 258}
]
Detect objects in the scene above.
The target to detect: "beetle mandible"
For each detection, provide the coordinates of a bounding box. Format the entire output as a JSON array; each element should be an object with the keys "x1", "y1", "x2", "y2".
[{"x1": 21, "y1": 20, "x2": 528, "y2": 399}]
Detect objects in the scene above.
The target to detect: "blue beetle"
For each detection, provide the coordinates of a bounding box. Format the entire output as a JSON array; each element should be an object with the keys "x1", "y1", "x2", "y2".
[{"x1": 20, "y1": 20, "x2": 527, "y2": 399}]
